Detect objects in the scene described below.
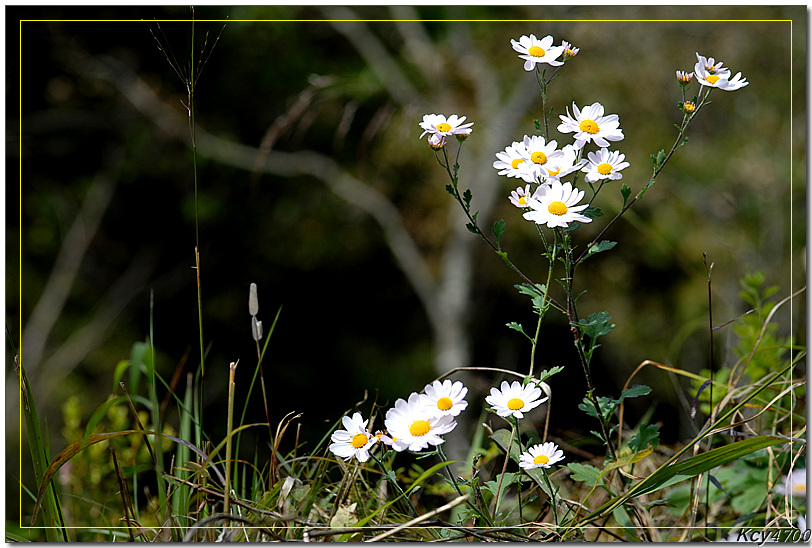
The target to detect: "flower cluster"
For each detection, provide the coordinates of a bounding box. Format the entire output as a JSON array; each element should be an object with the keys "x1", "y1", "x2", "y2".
[
  {"x1": 329, "y1": 377, "x2": 564, "y2": 473},
  {"x1": 489, "y1": 36, "x2": 629, "y2": 229}
]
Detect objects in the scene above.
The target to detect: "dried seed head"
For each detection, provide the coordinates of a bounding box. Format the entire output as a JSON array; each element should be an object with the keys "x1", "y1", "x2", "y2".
[{"x1": 249, "y1": 283, "x2": 259, "y2": 316}]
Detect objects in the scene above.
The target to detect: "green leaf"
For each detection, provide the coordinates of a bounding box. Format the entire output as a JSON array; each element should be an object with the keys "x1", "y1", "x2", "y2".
[
  {"x1": 583, "y1": 206, "x2": 603, "y2": 219},
  {"x1": 620, "y1": 184, "x2": 631, "y2": 207},
  {"x1": 628, "y1": 423, "x2": 661, "y2": 454},
  {"x1": 506, "y1": 321, "x2": 533, "y2": 342},
  {"x1": 515, "y1": 283, "x2": 548, "y2": 313},
  {"x1": 463, "y1": 188, "x2": 473, "y2": 210},
  {"x1": 567, "y1": 462, "x2": 604, "y2": 487},
  {"x1": 482, "y1": 472, "x2": 520, "y2": 501},
  {"x1": 584, "y1": 240, "x2": 617, "y2": 260},
  {"x1": 466, "y1": 222, "x2": 478, "y2": 234},
  {"x1": 445, "y1": 183, "x2": 455, "y2": 196},
  {"x1": 573, "y1": 311, "x2": 615, "y2": 340},
  {"x1": 533, "y1": 119, "x2": 542, "y2": 131},
  {"x1": 650, "y1": 149, "x2": 666, "y2": 171},
  {"x1": 492, "y1": 219, "x2": 506, "y2": 249},
  {"x1": 537, "y1": 366, "x2": 565, "y2": 383}
]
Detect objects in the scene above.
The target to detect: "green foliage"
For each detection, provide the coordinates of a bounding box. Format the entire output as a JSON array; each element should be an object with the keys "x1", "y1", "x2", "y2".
[
  {"x1": 578, "y1": 384, "x2": 652, "y2": 422},
  {"x1": 628, "y1": 423, "x2": 660, "y2": 454}
]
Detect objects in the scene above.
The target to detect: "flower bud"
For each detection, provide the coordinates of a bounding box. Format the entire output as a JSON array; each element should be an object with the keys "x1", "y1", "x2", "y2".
[{"x1": 676, "y1": 70, "x2": 694, "y2": 86}]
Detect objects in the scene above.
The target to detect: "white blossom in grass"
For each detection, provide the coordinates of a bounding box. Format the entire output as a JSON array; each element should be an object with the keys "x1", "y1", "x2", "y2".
[
  {"x1": 419, "y1": 114, "x2": 473, "y2": 139},
  {"x1": 518, "y1": 135, "x2": 564, "y2": 183},
  {"x1": 557, "y1": 101, "x2": 624, "y2": 149},
  {"x1": 385, "y1": 392, "x2": 457, "y2": 452},
  {"x1": 776, "y1": 468, "x2": 807, "y2": 498},
  {"x1": 519, "y1": 442, "x2": 565, "y2": 470},
  {"x1": 421, "y1": 379, "x2": 469, "y2": 418},
  {"x1": 511, "y1": 34, "x2": 565, "y2": 71},
  {"x1": 494, "y1": 141, "x2": 531, "y2": 179},
  {"x1": 582, "y1": 148, "x2": 630, "y2": 183},
  {"x1": 329, "y1": 412, "x2": 377, "y2": 463},
  {"x1": 694, "y1": 53, "x2": 748, "y2": 91},
  {"x1": 486, "y1": 380, "x2": 547, "y2": 420},
  {"x1": 523, "y1": 181, "x2": 592, "y2": 229}
]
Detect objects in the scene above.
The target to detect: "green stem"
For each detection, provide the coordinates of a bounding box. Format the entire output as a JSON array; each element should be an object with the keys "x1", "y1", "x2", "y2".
[{"x1": 370, "y1": 453, "x2": 418, "y2": 519}]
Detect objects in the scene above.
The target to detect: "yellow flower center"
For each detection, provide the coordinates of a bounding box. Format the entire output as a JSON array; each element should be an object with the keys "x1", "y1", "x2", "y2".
[
  {"x1": 517, "y1": 196, "x2": 529, "y2": 206},
  {"x1": 351, "y1": 433, "x2": 369, "y2": 449},
  {"x1": 436, "y1": 122, "x2": 452, "y2": 133},
  {"x1": 436, "y1": 397, "x2": 453, "y2": 411},
  {"x1": 548, "y1": 201, "x2": 569, "y2": 216},
  {"x1": 548, "y1": 167, "x2": 562, "y2": 177},
  {"x1": 507, "y1": 398, "x2": 525, "y2": 410},
  {"x1": 597, "y1": 163, "x2": 613, "y2": 175},
  {"x1": 531, "y1": 151, "x2": 548, "y2": 164},
  {"x1": 528, "y1": 45, "x2": 546, "y2": 58},
  {"x1": 409, "y1": 420, "x2": 431, "y2": 437},
  {"x1": 579, "y1": 119, "x2": 599, "y2": 134},
  {"x1": 684, "y1": 102, "x2": 696, "y2": 113},
  {"x1": 533, "y1": 454, "x2": 550, "y2": 465},
  {"x1": 706, "y1": 74, "x2": 720, "y2": 85},
  {"x1": 511, "y1": 158, "x2": 525, "y2": 169}
]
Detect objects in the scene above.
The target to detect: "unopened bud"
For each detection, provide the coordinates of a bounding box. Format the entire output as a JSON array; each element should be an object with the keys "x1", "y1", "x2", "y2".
[
  {"x1": 428, "y1": 133, "x2": 446, "y2": 150},
  {"x1": 676, "y1": 70, "x2": 694, "y2": 86}
]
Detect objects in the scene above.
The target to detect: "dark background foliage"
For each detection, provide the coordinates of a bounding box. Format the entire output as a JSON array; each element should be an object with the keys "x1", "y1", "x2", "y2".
[{"x1": 8, "y1": 4, "x2": 805, "y2": 525}]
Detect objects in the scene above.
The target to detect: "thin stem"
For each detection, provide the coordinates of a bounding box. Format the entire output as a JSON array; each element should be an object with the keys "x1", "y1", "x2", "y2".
[
  {"x1": 370, "y1": 452, "x2": 419, "y2": 519},
  {"x1": 493, "y1": 420, "x2": 517, "y2": 519},
  {"x1": 437, "y1": 444, "x2": 494, "y2": 527},
  {"x1": 528, "y1": 227, "x2": 557, "y2": 377},
  {"x1": 435, "y1": 144, "x2": 566, "y2": 312},
  {"x1": 224, "y1": 361, "x2": 237, "y2": 515},
  {"x1": 574, "y1": 87, "x2": 714, "y2": 266}
]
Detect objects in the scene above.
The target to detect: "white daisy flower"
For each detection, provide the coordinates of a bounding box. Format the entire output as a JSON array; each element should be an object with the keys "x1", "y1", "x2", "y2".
[
  {"x1": 329, "y1": 412, "x2": 377, "y2": 463},
  {"x1": 694, "y1": 53, "x2": 731, "y2": 78},
  {"x1": 385, "y1": 392, "x2": 457, "y2": 452},
  {"x1": 508, "y1": 184, "x2": 535, "y2": 208},
  {"x1": 518, "y1": 135, "x2": 564, "y2": 183},
  {"x1": 582, "y1": 148, "x2": 630, "y2": 183},
  {"x1": 494, "y1": 140, "x2": 531, "y2": 179},
  {"x1": 557, "y1": 101, "x2": 624, "y2": 149},
  {"x1": 776, "y1": 468, "x2": 807, "y2": 498},
  {"x1": 544, "y1": 144, "x2": 586, "y2": 182},
  {"x1": 485, "y1": 380, "x2": 547, "y2": 420},
  {"x1": 511, "y1": 34, "x2": 565, "y2": 71},
  {"x1": 421, "y1": 379, "x2": 469, "y2": 418},
  {"x1": 519, "y1": 442, "x2": 565, "y2": 469},
  {"x1": 523, "y1": 181, "x2": 592, "y2": 229},
  {"x1": 694, "y1": 53, "x2": 748, "y2": 91},
  {"x1": 419, "y1": 114, "x2": 474, "y2": 139}
]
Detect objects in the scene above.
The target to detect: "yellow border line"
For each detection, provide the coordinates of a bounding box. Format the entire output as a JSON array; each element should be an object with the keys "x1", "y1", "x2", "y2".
[{"x1": 16, "y1": 15, "x2": 799, "y2": 537}]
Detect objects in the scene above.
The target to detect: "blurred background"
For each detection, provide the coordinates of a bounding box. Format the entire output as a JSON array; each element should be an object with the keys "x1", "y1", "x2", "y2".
[{"x1": 8, "y1": 4, "x2": 805, "y2": 525}]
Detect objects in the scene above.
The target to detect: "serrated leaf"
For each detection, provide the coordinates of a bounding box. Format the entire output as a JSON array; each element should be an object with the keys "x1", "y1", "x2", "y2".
[
  {"x1": 585, "y1": 240, "x2": 617, "y2": 259},
  {"x1": 538, "y1": 366, "x2": 565, "y2": 382},
  {"x1": 445, "y1": 183, "x2": 455, "y2": 196},
  {"x1": 620, "y1": 184, "x2": 631, "y2": 207},
  {"x1": 492, "y1": 219, "x2": 506, "y2": 249},
  {"x1": 463, "y1": 188, "x2": 473, "y2": 209},
  {"x1": 506, "y1": 322, "x2": 533, "y2": 342},
  {"x1": 629, "y1": 423, "x2": 660, "y2": 454},
  {"x1": 583, "y1": 206, "x2": 603, "y2": 219},
  {"x1": 567, "y1": 462, "x2": 604, "y2": 486},
  {"x1": 573, "y1": 311, "x2": 615, "y2": 340},
  {"x1": 619, "y1": 384, "x2": 652, "y2": 401}
]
